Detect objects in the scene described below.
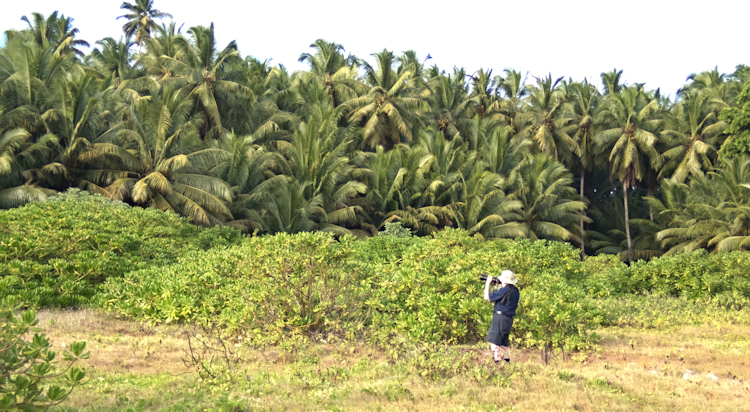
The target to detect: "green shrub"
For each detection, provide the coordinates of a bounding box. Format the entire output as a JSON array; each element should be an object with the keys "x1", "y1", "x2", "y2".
[
  {"x1": 585, "y1": 250, "x2": 750, "y2": 307},
  {"x1": 99, "y1": 232, "x2": 372, "y2": 346},
  {"x1": 593, "y1": 294, "x2": 750, "y2": 328},
  {"x1": 101, "y1": 229, "x2": 600, "y2": 352},
  {"x1": 0, "y1": 189, "x2": 242, "y2": 308},
  {"x1": 367, "y1": 232, "x2": 599, "y2": 352},
  {"x1": 0, "y1": 297, "x2": 89, "y2": 410}
]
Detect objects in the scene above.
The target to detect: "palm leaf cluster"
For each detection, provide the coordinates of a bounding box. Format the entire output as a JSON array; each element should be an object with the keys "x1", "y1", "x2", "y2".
[{"x1": 1, "y1": 3, "x2": 749, "y2": 258}]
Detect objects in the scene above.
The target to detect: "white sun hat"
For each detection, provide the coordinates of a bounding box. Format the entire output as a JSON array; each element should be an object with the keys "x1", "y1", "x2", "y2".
[{"x1": 498, "y1": 270, "x2": 518, "y2": 285}]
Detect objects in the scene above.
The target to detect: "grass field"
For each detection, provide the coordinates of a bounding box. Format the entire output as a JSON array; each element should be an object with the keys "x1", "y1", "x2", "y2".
[{"x1": 38, "y1": 309, "x2": 750, "y2": 412}]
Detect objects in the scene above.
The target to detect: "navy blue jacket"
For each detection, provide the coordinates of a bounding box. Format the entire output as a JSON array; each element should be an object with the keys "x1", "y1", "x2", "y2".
[{"x1": 488, "y1": 285, "x2": 520, "y2": 317}]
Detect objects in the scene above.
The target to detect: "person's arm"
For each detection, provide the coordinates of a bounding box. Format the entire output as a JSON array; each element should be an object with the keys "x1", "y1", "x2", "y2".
[{"x1": 484, "y1": 276, "x2": 493, "y2": 301}]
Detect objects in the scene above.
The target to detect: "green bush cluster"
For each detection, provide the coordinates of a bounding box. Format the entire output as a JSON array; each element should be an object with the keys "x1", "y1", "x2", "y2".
[
  {"x1": 582, "y1": 250, "x2": 750, "y2": 308},
  {"x1": 98, "y1": 222, "x2": 750, "y2": 352},
  {"x1": 99, "y1": 232, "x2": 371, "y2": 347},
  {"x1": 5, "y1": 194, "x2": 750, "y2": 354},
  {"x1": 99, "y1": 230, "x2": 603, "y2": 352},
  {"x1": 0, "y1": 189, "x2": 241, "y2": 307}
]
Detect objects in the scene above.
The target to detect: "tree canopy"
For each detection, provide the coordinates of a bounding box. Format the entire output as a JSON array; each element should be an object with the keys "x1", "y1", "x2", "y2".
[{"x1": 1, "y1": 3, "x2": 749, "y2": 259}]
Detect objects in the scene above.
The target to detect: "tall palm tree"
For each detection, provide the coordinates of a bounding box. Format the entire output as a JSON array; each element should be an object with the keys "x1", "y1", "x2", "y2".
[
  {"x1": 346, "y1": 49, "x2": 428, "y2": 149},
  {"x1": 159, "y1": 24, "x2": 253, "y2": 139},
  {"x1": 595, "y1": 86, "x2": 662, "y2": 261},
  {"x1": 659, "y1": 92, "x2": 727, "y2": 182},
  {"x1": 117, "y1": 0, "x2": 173, "y2": 46},
  {"x1": 680, "y1": 67, "x2": 741, "y2": 107},
  {"x1": 467, "y1": 69, "x2": 501, "y2": 119},
  {"x1": 88, "y1": 37, "x2": 136, "y2": 86},
  {"x1": 601, "y1": 68, "x2": 624, "y2": 96},
  {"x1": 15, "y1": 12, "x2": 90, "y2": 58},
  {"x1": 569, "y1": 79, "x2": 601, "y2": 197},
  {"x1": 494, "y1": 69, "x2": 530, "y2": 138},
  {"x1": 424, "y1": 69, "x2": 474, "y2": 140},
  {"x1": 297, "y1": 39, "x2": 362, "y2": 108},
  {"x1": 524, "y1": 74, "x2": 578, "y2": 164},
  {"x1": 107, "y1": 87, "x2": 233, "y2": 226},
  {"x1": 138, "y1": 22, "x2": 183, "y2": 80}
]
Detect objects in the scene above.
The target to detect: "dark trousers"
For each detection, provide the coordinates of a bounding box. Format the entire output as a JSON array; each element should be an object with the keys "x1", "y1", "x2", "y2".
[{"x1": 487, "y1": 312, "x2": 513, "y2": 347}]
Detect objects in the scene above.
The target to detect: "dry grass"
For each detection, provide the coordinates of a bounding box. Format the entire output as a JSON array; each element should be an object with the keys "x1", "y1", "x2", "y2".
[
  {"x1": 37, "y1": 309, "x2": 191, "y2": 376},
  {"x1": 36, "y1": 309, "x2": 750, "y2": 411}
]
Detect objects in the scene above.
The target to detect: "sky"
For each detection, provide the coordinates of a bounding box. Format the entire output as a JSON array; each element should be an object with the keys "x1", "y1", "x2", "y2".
[{"x1": 1, "y1": 0, "x2": 748, "y2": 98}]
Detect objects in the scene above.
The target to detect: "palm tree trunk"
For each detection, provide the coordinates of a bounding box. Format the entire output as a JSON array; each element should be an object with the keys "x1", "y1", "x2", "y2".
[
  {"x1": 580, "y1": 168, "x2": 586, "y2": 259},
  {"x1": 623, "y1": 180, "x2": 632, "y2": 263}
]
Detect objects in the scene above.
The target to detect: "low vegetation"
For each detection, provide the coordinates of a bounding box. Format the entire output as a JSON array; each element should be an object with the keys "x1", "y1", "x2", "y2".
[
  {"x1": 0, "y1": 190, "x2": 240, "y2": 307},
  {"x1": 32, "y1": 308, "x2": 750, "y2": 411}
]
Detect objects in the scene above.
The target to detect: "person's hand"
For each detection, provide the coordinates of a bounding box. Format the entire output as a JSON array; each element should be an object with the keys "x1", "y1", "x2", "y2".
[{"x1": 485, "y1": 275, "x2": 493, "y2": 284}]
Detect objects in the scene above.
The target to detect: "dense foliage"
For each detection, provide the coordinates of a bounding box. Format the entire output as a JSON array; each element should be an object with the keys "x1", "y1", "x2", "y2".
[
  {"x1": 97, "y1": 225, "x2": 750, "y2": 354},
  {"x1": 1, "y1": 2, "x2": 749, "y2": 262},
  {"x1": 0, "y1": 189, "x2": 240, "y2": 307},
  {"x1": 1, "y1": 193, "x2": 747, "y2": 355}
]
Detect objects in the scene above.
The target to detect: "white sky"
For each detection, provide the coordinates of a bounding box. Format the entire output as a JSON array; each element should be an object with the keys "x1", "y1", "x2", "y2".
[{"x1": 2, "y1": 0, "x2": 748, "y2": 98}]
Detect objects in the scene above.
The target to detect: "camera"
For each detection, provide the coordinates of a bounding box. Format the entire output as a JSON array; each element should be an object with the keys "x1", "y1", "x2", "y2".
[{"x1": 479, "y1": 274, "x2": 502, "y2": 285}]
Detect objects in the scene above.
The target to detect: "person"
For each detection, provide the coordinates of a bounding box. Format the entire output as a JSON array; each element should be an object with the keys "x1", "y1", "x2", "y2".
[{"x1": 484, "y1": 270, "x2": 520, "y2": 364}]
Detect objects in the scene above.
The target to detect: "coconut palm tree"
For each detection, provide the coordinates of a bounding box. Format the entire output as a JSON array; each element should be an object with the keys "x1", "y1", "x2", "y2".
[
  {"x1": 277, "y1": 115, "x2": 365, "y2": 233},
  {"x1": 680, "y1": 67, "x2": 741, "y2": 107},
  {"x1": 524, "y1": 74, "x2": 578, "y2": 164},
  {"x1": 424, "y1": 69, "x2": 474, "y2": 140},
  {"x1": 659, "y1": 92, "x2": 727, "y2": 182},
  {"x1": 595, "y1": 86, "x2": 662, "y2": 261},
  {"x1": 297, "y1": 39, "x2": 362, "y2": 107},
  {"x1": 451, "y1": 162, "x2": 522, "y2": 239},
  {"x1": 117, "y1": 0, "x2": 173, "y2": 46},
  {"x1": 416, "y1": 128, "x2": 475, "y2": 207},
  {"x1": 0, "y1": 31, "x2": 79, "y2": 133},
  {"x1": 159, "y1": 24, "x2": 253, "y2": 139},
  {"x1": 13, "y1": 12, "x2": 90, "y2": 58},
  {"x1": 353, "y1": 144, "x2": 452, "y2": 235},
  {"x1": 213, "y1": 132, "x2": 285, "y2": 233},
  {"x1": 601, "y1": 68, "x2": 624, "y2": 96},
  {"x1": 655, "y1": 156, "x2": 750, "y2": 253},
  {"x1": 494, "y1": 68, "x2": 530, "y2": 139},
  {"x1": 467, "y1": 69, "x2": 501, "y2": 119},
  {"x1": 503, "y1": 153, "x2": 590, "y2": 243},
  {"x1": 106, "y1": 86, "x2": 233, "y2": 226},
  {"x1": 472, "y1": 117, "x2": 530, "y2": 178},
  {"x1": 569, "y1": 79, "x2": 601, "y2": 197},
  {"x1": 88, "y1": 37, "x2": 137, "y2": 87},
  {"x1": 0, "y1": 121, "x2": 57, "y2": 208},
  {"x1": 346, "y1": 49, "x2": 428, "y2": 149}
]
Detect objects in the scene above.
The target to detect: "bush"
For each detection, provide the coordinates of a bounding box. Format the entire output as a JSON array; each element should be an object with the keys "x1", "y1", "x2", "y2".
[
  {"x1": 101, "y1": 229, "x2": 600, "y2": 353},
  {"x1": 593, "y1": 294, "x2": 750, "y2": 329},
  {"x1": 0, "y1": 189, "x2": 242, "y2": 308},
  {"x1": 0, "y1": 297, "x2": 89, "y2": 410},
  {"x1": 367, "y1": 231, "x2": 600, "y2": 352},
  {"x1": 99, "y1": 232, "x2": 372, "y2": 347},
  {"x1": 580, "y1": 250, "x2": 750, "y2": 307}
]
